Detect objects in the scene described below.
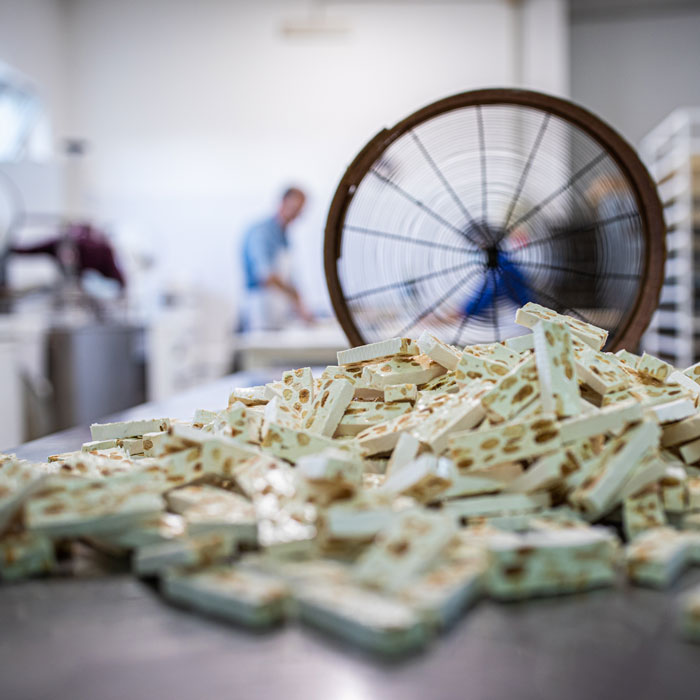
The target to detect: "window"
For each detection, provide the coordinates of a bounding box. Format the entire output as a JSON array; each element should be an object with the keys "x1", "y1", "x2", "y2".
[{"x1": 0, "y1": 63, "x2": 50, "y2": 161}]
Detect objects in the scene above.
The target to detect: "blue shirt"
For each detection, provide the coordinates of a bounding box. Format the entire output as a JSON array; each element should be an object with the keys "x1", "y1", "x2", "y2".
[{"x1": 242, "y1": 216, "x2": 288, "y2": 290}]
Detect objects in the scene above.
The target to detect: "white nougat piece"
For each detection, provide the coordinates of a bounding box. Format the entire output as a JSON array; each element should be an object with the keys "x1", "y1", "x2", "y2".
[
  {"x1": 337, "y1": 337, "x2": 419, "y2": 366},
  {"x1": 399, "y1": 551, "x2": 485, "y2": 629},
  {"x1": 90, "y1": 418, "x2": 170, "y2": 441},
  {"x1": 385, "y1": 432, "x2": 420, "y2": 476},
  {"x1": 355, "y1": 410, "x2": 423, "y2": 456},
  {"x1": 162, "y1": 565, "x2": 288, "y2": 627},
  {"x1": 335, "y1": 401, "x2": 412, "y2": 437},
  {"x1": 615, "y1": 349, "x2": 640, "y2": 367},
  {"x1": 264, "y1": 397, "x2": 302, "y2": 431},
  {"x1": 295, "y1": 580, "x2": 427, "y2": 655},
  {"x1": 95, "y1": 513, "x2": 187, "y2": 549},
  {"x1": 480, "y1": 356, "x2": 540, "y2": 423},
  {"x1": 25, "y1": 474, "x2": 165, "y2": 538},
  {"x1": 515, "y1": 302, "x2": 608, "y2": 350},
  {"x1": 625, "y1": 527, "x2": 700, "y2": 588},
  {"x1": 667, "y1": 371, "x2": 700, "y2": 404},
  {"x1": 409, "y1": 390, "x2": 486, "y2": 454},
  {"x1": 296, "y1": 448, "x2": 364, "y2": 486},
  {"x1": 323, "y1": 492, "x2": 416, "y2": 540},
  {"x1": 353, "y1": 510, "x2": 457, "y2": 592},
  {"x1": 647, "y1": 398, "x2": 696, "y2": 425},
  {"x1": 228, "y1": 385, "x2": 268, "y2": 407},
  {"x1": 486, "y1": 528, "x2": 618, "y2": 600},
  {"x1": 448, "y1": 414, "x2": 560, "y2": 470},
  {"x1": 219, "y1": 402, "x2": 261, "y2": 443},
  {"x1": 679, "y1": 585, "x2": 700, "y2": 642},
  {"x1": 503, "y1": 451, "x2": 574, "y2": 494},
  {"x1": 0, "y1": 458, "x2": 58, "y2": 534},
  {"x1": 504, "y1": 333, "x2": 534, "y2": 353},
  {"x1": 361, "y1": 354, "x2": 445, "y2": 389},
  {"x1": 133, "y1": 531, "x2": 236, "y2": 576},
  {"x1": 660, "y1": 465, "x2": 690, "y2": 513},
  {"x1": 279, "y1": 367, "x2": 315, "y2": 418},
  {"x1": 440, "y1": 463, "x2": 523, "y2": 499},
  {"x1": 622, "y1": 488, "x2": 666, "y2": 541},
  {"x1": 464, "y1": 343, "x2": 521, "y2": 367},
  {"x1": 380, "y1": 455, "x2": 453, "y2": 503},
  {"x1": 533, "y1": 320, "x2": 581, "y2": 417},
  {"x1": 441, "y1": 492, "x2": 550, "y2": 521},
  {"x1": 618, "y1": 451, "x2": 668, "y2": 500},
  {"x1": 454, "y1": 351, "x2": 511, "y2": 385},
  {"x1": 0, "y1": 531, "x2": 55, "y2": 581},
  {"x1": 569, "y1": 420, "x2": 661, "y2": 520},
  {"x1": 260, "y1": 422, "x2": 334, "y2": 463},
  {"x1": 384, "y1": 383, "x2": 417, "y2": 403},
  {"x1": 303, "y1": 378, "x2": 354, "y2": 437},
  {"x1": 682, "y1": 360, "x2": 700, "y2": 387},
  {"x1": 81, "y1": 438, "x2": 119, "y2": 452},
  {"x1": 417, "y1": 331, "x2": 461, "y2": 370},
  {"x1": 558, "y1": 400, "x2": 642, "y2": 443},
  {"x1": 679, "y1": 436, "x2": 700, "y2": 465},
  {"x1": 637, "y1": 352, "x2": 673, "y2": 382},
  {"x1": 662, "y1": 414, "x2": 700, "y2": 448},
  {"x1": 575, "y1": 348, "x2": 632, "y2": 395}
]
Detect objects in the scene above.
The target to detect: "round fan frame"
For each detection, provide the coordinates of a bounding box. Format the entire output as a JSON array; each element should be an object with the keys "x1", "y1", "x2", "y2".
[{"x1": 324, "y1": 88, "x2": 665, "y2": 351}]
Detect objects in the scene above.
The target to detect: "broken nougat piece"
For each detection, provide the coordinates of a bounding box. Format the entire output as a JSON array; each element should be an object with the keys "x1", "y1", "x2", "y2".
[
  {"x1": 90, "y1": 418, "x2": 170, "y2": 441},
  {"x1": 335, "y1": 401, "x2": 412, "y2": 437},
  {"x1": 636, "y1": 352, "x2": 673, "y2": 383},
  {"x1": 485, "y1": 527, "x2": 618, "y2": 600},
  {"x1": 575, "y1": 347, "x2": 632, "y2": 395},
  {"x1": 25, "y1": 474, "x2": 166, "y2": 538},
  {"x1": 558, "y1": 400, "x2": 642, "y2": 443},
  {"x1": 622, "y1": 487, "x2": 667, "y2": 541},
  {"x1": 384, "y1": 384, "x2": 417, "y2": 403},
  {"x1": 337, "y1": 337, "x2": 419, "y2": 366},
  {"x1": 448, "y1": 413, "x2": 561, "y2": 470},
  {"x1": 279, "y1": 367, "x2": 314, "y2": 419},
  {"x1": 0, "y1": 531, "x2": 55, "y2": 581},
  {"x1": 361, "y1": 354, "x2": 445, "y2": 389},
  {"x1": 352, "y1": 510, "x2": 456, "y2": 593},
  {"x1": 417, "y1": 331, "x2": 461, "y2": 370},
  {"x1": 625, "y1": 527, "x2": 700, "y2": 588},
  {"x1": 479, "y1": 356, "x2": 540, "y2": 423},
  {"x1": 162, "y1": 564, "x2": 289, "y2": 628},
  {"x1": 380, "y1": 455, "x2": 453, "y2": 503},
  {"x1": 228, "y1": 385, "x2": 268, "y2": 407},
  {"x1": 515, "y1": 302, "x2": 608, "y2": 350},
  {"x1": 303, "y1": 378, "x2": 354, "y2": 437},
  {"x1": 454, "y1": 350, "x2": 511, "y2": 385},
  {"x1": 569, "y1": 420, "x2": 661, "y2": 521},
  {"x1": 532, "y1": 319, "x2": 581, "y2": 418},
  {"x1": 133, "y1": 530, "x2": 236, "y2": 576},
  {"x1": 295, "y1": 579, "x2": 428, "y2": 656}
]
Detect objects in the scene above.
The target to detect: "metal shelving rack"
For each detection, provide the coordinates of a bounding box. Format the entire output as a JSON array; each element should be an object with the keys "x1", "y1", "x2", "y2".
[{"x1": 640, "y1": 108, "x2": 700, "y2": 368}]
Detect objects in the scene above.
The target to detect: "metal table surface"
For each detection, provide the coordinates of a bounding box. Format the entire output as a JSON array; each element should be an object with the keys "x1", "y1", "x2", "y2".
[{"x1": 4, "y1": 373, "x2": 700, "y2": 700}]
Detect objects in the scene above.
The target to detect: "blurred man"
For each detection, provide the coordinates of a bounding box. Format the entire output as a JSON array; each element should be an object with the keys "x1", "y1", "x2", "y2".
[{"x1": 241, "y1": 187, "x2": 313, "y2": 331}]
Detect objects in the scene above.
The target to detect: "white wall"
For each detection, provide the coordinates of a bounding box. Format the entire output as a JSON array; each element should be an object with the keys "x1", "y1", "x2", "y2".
[
  {"x1": 1, "y1": 0, "x2": 569, "y2": 315},
  {"x1": 571, "y1": 4, "x2": 700, "y2": 145},
  {"x1": 0, "y1": 0, "x2": 68, "y2": 152}
]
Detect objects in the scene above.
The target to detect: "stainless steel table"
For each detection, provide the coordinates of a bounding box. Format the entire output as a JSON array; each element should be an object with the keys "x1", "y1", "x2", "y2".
[{"x1": 4, "y1": 372, "x2": 700, "y2": 700}]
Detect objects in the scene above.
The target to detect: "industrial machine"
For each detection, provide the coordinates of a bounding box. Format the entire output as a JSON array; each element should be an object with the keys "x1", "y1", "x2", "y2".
[{"x1": 325, "y1": 89, "x2": 665, "y2": 351}]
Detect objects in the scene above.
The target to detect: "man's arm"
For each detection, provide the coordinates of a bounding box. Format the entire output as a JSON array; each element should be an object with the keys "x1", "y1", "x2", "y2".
[{"x1": 265, "y1": 273, "x2": 313, "y2": 323}]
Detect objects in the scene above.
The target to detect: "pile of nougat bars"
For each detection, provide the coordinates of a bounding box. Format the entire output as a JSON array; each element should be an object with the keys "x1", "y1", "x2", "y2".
[{"x1": 2, "y1": 302, "x2": 700, "y2": 655}]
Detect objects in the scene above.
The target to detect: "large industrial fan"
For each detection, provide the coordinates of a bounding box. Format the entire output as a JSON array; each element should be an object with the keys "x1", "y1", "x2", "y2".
[{"x1": 325, "y1": 89, "x2": 665, "y2": 351}]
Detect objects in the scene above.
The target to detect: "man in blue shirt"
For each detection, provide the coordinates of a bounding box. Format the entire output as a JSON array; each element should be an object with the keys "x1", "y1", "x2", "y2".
[{"x1": 241, "y1": 187, "x2": 312, "y2": 330}]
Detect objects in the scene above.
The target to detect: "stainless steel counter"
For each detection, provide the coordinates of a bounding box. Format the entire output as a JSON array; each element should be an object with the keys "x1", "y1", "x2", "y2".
[{"x1": 4, "y1": 372, "x2": 700, "y2": 700}]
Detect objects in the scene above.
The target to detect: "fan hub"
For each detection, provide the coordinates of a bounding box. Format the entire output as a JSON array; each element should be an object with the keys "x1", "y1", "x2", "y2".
[{"x1": 486, "y1": 245, "x2": 501, "y2": 268}]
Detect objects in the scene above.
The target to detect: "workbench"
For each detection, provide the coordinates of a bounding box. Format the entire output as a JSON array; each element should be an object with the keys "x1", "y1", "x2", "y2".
[{"x1": 3, "y1": 372, "x2": 700, "y2": 700}]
